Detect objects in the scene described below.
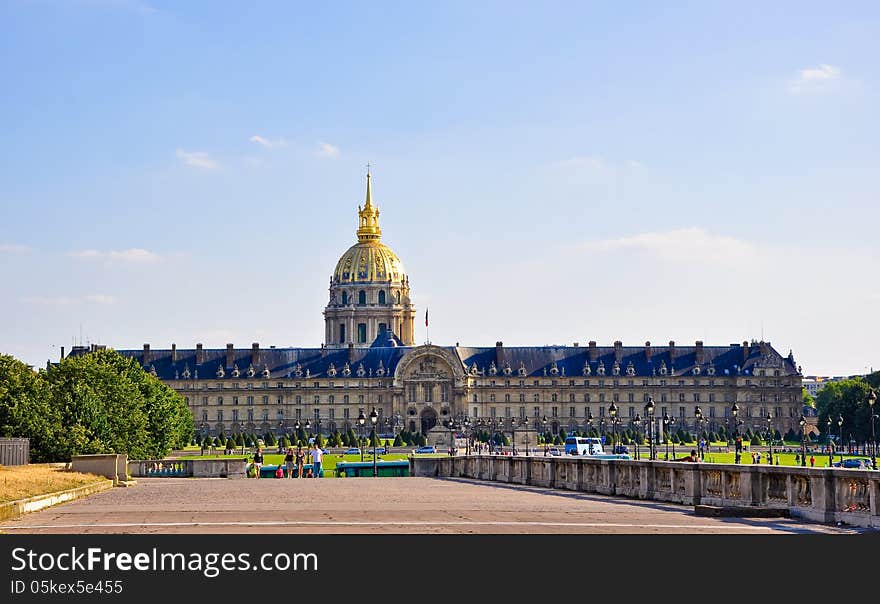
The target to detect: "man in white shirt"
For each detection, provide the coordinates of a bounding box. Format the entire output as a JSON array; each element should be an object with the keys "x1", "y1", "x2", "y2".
[{"x1": 310, "y1": 445, "x2": 324, "y2": 478}]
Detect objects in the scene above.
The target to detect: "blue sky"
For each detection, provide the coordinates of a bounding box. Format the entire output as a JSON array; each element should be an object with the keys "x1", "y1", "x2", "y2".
[{"x1": 1, "y1": 1, "x2": 878, "y2": 376}]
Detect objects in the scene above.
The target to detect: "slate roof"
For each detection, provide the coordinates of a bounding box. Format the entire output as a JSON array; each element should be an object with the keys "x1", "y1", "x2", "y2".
[{"x1": 71, "y1": 339, "x2": 799, "y2": 381}]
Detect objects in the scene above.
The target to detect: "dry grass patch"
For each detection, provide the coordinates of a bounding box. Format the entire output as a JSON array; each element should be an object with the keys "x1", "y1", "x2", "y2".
[{"x1": 0, "y1": 464, "x2": 105, "y2": 504}]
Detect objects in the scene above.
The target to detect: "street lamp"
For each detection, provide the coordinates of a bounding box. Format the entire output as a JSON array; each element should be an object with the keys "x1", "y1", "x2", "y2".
[
  {"x1": 633, "y1": 413, "x2": 642, "y2": 460},
  {"x1": 669, "y1": 415, "x2": 676, "y2": 460},
  {"x1": 357, "y1": 409, "x2": 366, "y2": 462},
  {"x1": 200, "y1": 422, "x2": 208, "y2": 454},
  {"x1": 445, "y1": 418, "x2": 456, "y2": 457},
  {"x1": 463, "y1": 416, "x2": 471, "y2": 455},
  {"x1": 766, "y1": 413, "x2": 775, "y2": 466},
  {"x1": 662, "y1": 413, "x2": 670, "y2": 460},
  {"x1": 369, "y1": 407, "x2": 379, "y2": 477},
  {"x1": 825, "y1": 416, "x2": 833, "y2": 467},
  {"x1": 609, "y1": 403, "x2": 618, "y2": 454},
  {"x1": 731, "y1": 403, "x2": 741, "y2": 464},
  {"x1": 868, "y1": 389, "x2": 877, "y2": 470},
  {"x1": 694, "y1": 406, "x2": 704, "y2": 459},
  {"x1": 646, "y1": 397, "x2": 655, "y2": 460},
  {"x1": 799, "y1": 415, "x2": 807, "y2": 467},
  {"x1": 838, "y1": 414, "x2": 844, "y2": 465}
]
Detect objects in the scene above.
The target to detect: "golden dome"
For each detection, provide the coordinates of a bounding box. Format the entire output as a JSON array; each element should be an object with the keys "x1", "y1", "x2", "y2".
[
  {"x1": 332, "y1": 170, "x2": 407, "y2": 284},
  {"x1": 333, "y1": 241, "x2": 406, "y2": 284}
]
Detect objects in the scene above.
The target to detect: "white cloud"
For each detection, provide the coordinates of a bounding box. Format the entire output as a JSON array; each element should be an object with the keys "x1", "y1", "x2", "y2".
[
  {"x1": 249, "y1": 135, "x2": 287, "y2": 149},
  {"x1": 579, "y1": 228, "x2": 758, "y2": 265},
  {"x1": 176, "y1": 149, "x2": 217, "y2": 170},
  {"x1": 626, "y1": 159, "x2": 644, "y2": 169},
  {"x1": 70, "y1": 248, "x2": 162, "y2": 264},
  {"x1": 0, "y1": 243, "x2": 31, "y2": 254},
  {"x1": 789, "y1": 63, "x2": 841, "y2": 93},
  {"x1": 23, "y1": 294, "x2": 117, "y2": 306},
  {"x1": 555, "y1": 156, "x2": 606, "y2": 170},
  {"x1": 315, "y1": 142, "x2": 340, "y2": 159}
]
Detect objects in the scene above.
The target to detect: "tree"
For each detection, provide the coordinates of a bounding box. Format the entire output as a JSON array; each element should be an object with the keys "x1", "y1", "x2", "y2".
[
  {"x1": 225, "y1": 437, "x2": 234, "y2": 450},
  {"x1": 393, "y1": 433, "x2": 403, "y2": 447},
  {"x1": 315, "y1": 433, "x2": 325, "y2": 449},
  {"x1": 817, "y1": 379, "x2": 876, "y2": 445},
  {"x1": 802, "y1": 387, "x2": 816, "y2": 409}
]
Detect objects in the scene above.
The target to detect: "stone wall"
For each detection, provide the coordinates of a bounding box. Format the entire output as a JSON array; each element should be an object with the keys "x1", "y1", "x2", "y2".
[
  {"x1": 71, "y1": 454, "x2": 128, "y2": 484},
  {"x1": 412, "y1": 455, "x2": 880, "y2": 529}
]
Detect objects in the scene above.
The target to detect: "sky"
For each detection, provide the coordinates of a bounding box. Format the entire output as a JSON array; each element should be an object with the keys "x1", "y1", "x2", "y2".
[{"x1": 1, "y1": 1, "x2": 878, "y2": 376}]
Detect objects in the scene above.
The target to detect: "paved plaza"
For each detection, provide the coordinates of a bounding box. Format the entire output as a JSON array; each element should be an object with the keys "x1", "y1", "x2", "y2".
[{"x1": 0, "y1": 477, "x2": 858, "y2": 534}]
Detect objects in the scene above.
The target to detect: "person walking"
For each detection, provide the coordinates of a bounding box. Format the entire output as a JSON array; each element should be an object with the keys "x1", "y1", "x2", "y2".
[
  {"x1": 809, "y1": 455, "x2": 815, "y2": 467},
  {"x1": 284, "y1": 447, "x2": 295, "y2": 479},
  {"x1": 295, "y1": 445, "x2": 305, "y2": 478},
  {"x1": 252, "y1": 447, "x2": 264, "y2": 479},
  {"x1": 310, "y1": 444, "x2": 324, "y2": 478}
]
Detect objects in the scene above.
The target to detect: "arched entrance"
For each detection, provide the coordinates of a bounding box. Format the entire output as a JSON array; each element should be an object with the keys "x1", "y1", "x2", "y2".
[{"x1": 420, "y1": 408, "x2": 438, "y2": 435}]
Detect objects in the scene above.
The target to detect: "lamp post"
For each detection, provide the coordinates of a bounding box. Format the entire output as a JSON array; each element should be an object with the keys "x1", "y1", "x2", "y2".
[
  {"x1": 633, "y1": 413, "x2": 641, "y2": 460},
  {"x1": 646, "y1": 397, "x2": 655, "y2": 460},
  {"x1": 357, "y1": 409, "x2": 366, "y2": 462},
  {"x1": 200, "y1": 422, "x2": 208, "y2": 454},
  {"x1": 694, "y1": 406, "x2": 704, "y2": 459},
  {"x1": 463, "y1": 416, "x2": 471, "y2": 455},
  {"x1": 868, "y1": 389, "x2": 877, "y2": 470},
  {"x1": 731, "y1": 403, "x2": 741, "y2": 464},
  {"x1": 369, "y1": 407, "x2": 379, "y2": 477},
  {"x1": 662, "y1": 413, "x2": 670, "y2": 460},
  {"x1": 542, "y1": 415, "x2": 548, "y2": 455},
  {"x1": 669, "y1": 415, "x2": 676, "y2": 460},
  {"x1": 799, "y1": 415, "x2": 807, "y2": 467},
  {"x1": 445, "y1": 418, "x2": 456, "y2": 457},
  {"x1": 825, "y1": 416, "x2": 833, "y2": 467},
  {"x1": 766, "y1": 413, "x2": 774, "y2": 466},
  {"x1": 838, "y1": 414, "x2": 844, "y2": 465},
  {"x1": 609, "y1": 403, "x2": 618, "y2": 454}
]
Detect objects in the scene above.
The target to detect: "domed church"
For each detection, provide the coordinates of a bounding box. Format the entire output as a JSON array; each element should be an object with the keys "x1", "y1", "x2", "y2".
[
  {"x1": 67, "y1": 172, "x2": 805, "y2": 445},
  {"x1": 324, "y1": 171, "x2": 416, "y2": 348}
]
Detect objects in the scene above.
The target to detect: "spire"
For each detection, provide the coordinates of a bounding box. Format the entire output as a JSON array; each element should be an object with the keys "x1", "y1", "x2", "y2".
[
  {"x1": 356, "y1": 167, "x2": 381, "y2": 242},
  {"x1": 364, "y1": 164, "x2": 373, "y2": 209}
]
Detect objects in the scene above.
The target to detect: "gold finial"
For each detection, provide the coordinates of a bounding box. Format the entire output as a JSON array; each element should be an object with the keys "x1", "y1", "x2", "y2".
[
  {"x1": 364, "y1": 163, "x2": 373, "y2": 208},
  {"x1": 356, "y1": 168, "x2": 381, "y2": 242}
]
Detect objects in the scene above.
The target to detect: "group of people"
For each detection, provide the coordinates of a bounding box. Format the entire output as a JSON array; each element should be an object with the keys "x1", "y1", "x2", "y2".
[{"x1": 250, "y1": 444, "x2": 324, "y2": 478}]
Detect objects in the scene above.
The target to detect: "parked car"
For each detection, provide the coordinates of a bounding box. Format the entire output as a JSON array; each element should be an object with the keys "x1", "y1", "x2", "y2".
[
  {"x1": 547, "y1": 447, "x2": 563, "y2": 456},
  {"x1": 414, "y1": 446, "x2": 437, "y2": 454},
  {"x1": 612, "y1": 445, "x2": 630, "y2": 454},
  {"x1": 343, "y1": 447, "x2": 361, "y2": 455},
  {"x1": 832, "y1": 458, "x2": 873, "y2": 469},
  {"x1": 366, "y1": 447, "x2": 386, "y2": 455}
]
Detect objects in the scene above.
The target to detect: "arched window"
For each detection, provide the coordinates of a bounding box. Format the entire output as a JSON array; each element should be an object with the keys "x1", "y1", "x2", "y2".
[
  {"x1": 341, "y1": 291, "x2": 348, "y2": 305},
  {"x1": 378, "y1": 290, "x2": 386, "y2": 305},
  {"x1": 396, "y1": 291, "x2": 401, "y2": 304},
  {"x1": 358, "y1": 290, "x2": 366, "y2": 305}
]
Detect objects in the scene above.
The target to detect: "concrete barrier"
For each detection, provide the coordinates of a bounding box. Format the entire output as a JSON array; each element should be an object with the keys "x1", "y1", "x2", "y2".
[
  {"x1": 417, "y1": 455, "x2": 880, "y2": 529},
  {"x1": 71, "y1": 454, "x2": 128, "y2": 485},
  {"x1": 0, "y1": 479, "x2": 114, "y2": 521}
]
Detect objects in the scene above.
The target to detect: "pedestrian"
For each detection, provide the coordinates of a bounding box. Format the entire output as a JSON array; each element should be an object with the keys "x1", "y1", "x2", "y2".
[
  {"x1": 810, "y1": 455, "x2": 815, "y2": 467},
  {"x1": 252, "y1": 447, "x2": 264, "y2": 479},
  {"x1": 284, "y1": 447, "x2": 295, "y2": 479},
  {"x1": 310, "y1": 444, "x2": 324, "y2": 478},
  {"x1": 295, "y1": 445, "x2": 305, "y2": 478},
  {"x1": 766, "y1": 452, "x2": 772, "y2": 464},
  {"x1": 795, "y1": 453, "x2": 800, "y2": 465}
]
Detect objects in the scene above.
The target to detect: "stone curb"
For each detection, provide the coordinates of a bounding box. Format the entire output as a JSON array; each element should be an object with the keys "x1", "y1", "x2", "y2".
[{"x1": 0, "y1": 479, "x2": 114, "y2": 522}]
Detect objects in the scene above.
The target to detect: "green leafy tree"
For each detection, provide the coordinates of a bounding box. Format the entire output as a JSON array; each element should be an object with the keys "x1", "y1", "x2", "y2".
[
  {"x1": 393, "y1": 433, "x2": 403, "y2": 447},
  {"x1": 817, "y1": 379, "x2": 876, "y2": 445},
  {"x1": 314, "y1": 433, "x2": 325, "y2": 449}
]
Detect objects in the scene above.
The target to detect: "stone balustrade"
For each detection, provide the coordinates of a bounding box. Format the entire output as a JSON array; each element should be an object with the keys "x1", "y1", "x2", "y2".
[
  {"x1": 411, "y1": 455, "x2": 880, "y2": 529},
  {"x1": 129, "y1": 457, "x2": 247, "y2": 479}
]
